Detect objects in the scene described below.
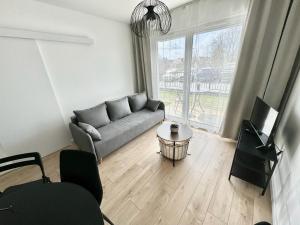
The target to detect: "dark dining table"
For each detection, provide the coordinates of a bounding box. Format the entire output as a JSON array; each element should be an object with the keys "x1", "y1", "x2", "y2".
[{"x1": 0, "y1": 182, "x2": 104, "y2": 225}]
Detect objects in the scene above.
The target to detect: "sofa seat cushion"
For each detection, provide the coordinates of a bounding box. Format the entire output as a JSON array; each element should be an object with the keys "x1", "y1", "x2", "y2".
[
  {"x1": 74, "y1": 103, "x2": 110, "y2": 128},
  {"x1": 106, "y1": 97, "x2": 132, "y2": 121},
  {"x1": 94, "y1": 109, "x2": 164, "y2": 157}
]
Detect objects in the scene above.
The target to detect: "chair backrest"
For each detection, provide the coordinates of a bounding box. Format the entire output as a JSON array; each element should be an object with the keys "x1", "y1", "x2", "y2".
[
  {"x1": 59, "y1": 150, "x2": 103, "y2": 205},
  {"x1": 0, "y1": 152, "x2": 48, "y2": 181}
]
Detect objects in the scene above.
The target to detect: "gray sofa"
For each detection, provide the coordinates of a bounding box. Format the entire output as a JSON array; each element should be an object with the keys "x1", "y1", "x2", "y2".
[{"x1": 69, "y1": 93, "x2": 165, "y2": 161}]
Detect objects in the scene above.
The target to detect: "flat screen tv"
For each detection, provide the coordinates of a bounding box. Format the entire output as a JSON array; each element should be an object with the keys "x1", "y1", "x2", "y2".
[{"x1": 249, "y1": 97, "x2": 278, "y2": 147}]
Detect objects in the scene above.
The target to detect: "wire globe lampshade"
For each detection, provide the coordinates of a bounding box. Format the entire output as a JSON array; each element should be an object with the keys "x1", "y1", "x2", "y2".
[{"x1": 130, "y1": 0, "x2": 172, "y2": 37}]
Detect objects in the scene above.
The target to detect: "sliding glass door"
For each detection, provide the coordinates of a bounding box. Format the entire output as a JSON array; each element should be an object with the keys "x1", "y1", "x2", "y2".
[
  {"x1": 189, "y1": 25, "x2": 242, "y2": 130},
  {"x1": 156, "y1": 23, "x2": 243, "y2": 132},
  {"x1": 157, "y1": 37, "x2": 186, "y2": 121}
]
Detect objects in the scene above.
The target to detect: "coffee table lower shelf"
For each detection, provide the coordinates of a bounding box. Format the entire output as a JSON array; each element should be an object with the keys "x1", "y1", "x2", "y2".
[{"x1": 157, "y1": 137, "x2": 190, "y2": 167}]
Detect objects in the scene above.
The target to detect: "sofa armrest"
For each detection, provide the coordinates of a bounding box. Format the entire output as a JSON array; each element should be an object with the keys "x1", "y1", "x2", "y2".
[
  {"x1": 158, "y1": 100, "x2": 165, "y2": 119},
  {"x1": 69, "y1": 123, "x2": 97, "y2": 157},
  {"x1": 158, "y1": 101, "x2": 165, "y2": 111}
]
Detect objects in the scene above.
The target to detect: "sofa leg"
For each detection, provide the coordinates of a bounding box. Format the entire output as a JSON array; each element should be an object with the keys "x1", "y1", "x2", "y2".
[{"x1": 97, "y1": 157, "x2": 103, "y2": 165}]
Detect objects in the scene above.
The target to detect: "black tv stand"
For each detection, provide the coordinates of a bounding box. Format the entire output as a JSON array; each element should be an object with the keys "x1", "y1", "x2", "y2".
[{"x1": 228, "y1": 120, "x2": 279, "y2": 195}]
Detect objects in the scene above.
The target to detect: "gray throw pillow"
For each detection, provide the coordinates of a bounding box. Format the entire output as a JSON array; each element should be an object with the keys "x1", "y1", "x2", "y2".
[
  {"x1": 128, "y1": 92, "x2": 147, "y2": 112},
  {"x1": 106, "y1": 97, "x2": 132, "y2": 121},
  {"x1": 74, "y1": 103, "x2": 110, "y2": 128},
  {"x1": 146, "y1": 99, "x2": 161, "y2": 112},
  {"x1": 78, "y1": 122, "x2": 102, "y2": 141}
]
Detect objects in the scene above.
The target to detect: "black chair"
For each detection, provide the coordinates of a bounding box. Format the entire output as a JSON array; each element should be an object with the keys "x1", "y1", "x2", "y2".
[
  {"x1": 0, "y1": 152, "x2": 50, "y2": 192},
  {"x1": 60, "y1": 150, "x2": 114, "y2": 225}
]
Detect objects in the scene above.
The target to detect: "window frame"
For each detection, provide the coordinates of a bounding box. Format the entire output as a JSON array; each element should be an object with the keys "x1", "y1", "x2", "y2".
[{"x1": 151, "y1": 16, "x2": 245, "y2": 126}]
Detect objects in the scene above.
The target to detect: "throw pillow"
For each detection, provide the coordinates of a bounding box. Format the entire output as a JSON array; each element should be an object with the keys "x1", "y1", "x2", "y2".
[
  {"x1": 74, "y1": 103, "x2": 110, "y2": 128},
  {"x1": 78, "y1": 122, "x2": 102, "y2": 141},
  {"x1": 106, "y1": 97, "x2": 132, "y2": 121},
  {"x1": 128, "y1": 92, "x2": 147, "y2": 112},
  {"x1": 146, "y1": 99, "x2": 161, "y2": 112}
]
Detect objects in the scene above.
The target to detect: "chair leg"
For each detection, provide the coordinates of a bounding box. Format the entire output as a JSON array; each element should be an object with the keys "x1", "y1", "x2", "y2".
[
  {"x1": 42, "y1": 176, "x2": 51, "y2": 183},
  {"x1": 103, "y1": 213, "x2": 114, "y2": 225}
]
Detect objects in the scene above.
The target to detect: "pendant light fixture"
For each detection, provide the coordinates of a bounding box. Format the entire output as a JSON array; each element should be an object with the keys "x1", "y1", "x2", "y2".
[{"x1": 130, "y1": 0, "x2": 172, "y2": 37}]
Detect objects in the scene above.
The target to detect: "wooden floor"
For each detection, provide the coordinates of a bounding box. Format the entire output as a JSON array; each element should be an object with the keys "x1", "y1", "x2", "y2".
[{"x1": 0, "y1": 126, "x2": 272, "y2": 225}]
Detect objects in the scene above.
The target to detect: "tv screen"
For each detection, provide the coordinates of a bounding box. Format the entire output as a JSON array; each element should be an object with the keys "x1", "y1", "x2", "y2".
[{"x1": 250, "y1": 97, "x2": 278, "y2": 137}]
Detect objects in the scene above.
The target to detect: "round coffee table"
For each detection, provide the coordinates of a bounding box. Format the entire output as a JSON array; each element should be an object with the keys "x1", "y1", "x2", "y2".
[{"x1": 157, "y1": 122, "x2": 193, "y2": 167}]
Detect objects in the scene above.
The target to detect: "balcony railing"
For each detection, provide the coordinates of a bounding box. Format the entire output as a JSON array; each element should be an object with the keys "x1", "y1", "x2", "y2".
[
  {"x1": 159, "y1": 71, "x2": 233, "y2": 131},
  {"x1": 159, "y1": 71, "x2": 232, "y2": 94}
]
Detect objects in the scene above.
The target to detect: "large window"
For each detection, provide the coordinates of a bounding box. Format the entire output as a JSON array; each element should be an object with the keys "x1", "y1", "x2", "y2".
[{"x1": 156, "y1": 24, "x2": 243, "y2": 132}]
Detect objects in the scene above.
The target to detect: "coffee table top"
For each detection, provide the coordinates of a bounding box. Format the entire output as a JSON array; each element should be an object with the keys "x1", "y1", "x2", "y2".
[{"x1": 157, "y1": 122, "x2": 193, "y2": 142}]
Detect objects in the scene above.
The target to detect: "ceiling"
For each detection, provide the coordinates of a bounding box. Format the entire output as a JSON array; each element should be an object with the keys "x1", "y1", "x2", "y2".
[{"x1": 37, "y1": 0, "x2": 193, "y2": 23}]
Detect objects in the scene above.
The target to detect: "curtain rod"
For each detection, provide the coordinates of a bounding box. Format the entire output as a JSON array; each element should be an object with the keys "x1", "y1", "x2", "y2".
[{"x1": 170, "y1": 0, "x2": 200, "y2": 12}]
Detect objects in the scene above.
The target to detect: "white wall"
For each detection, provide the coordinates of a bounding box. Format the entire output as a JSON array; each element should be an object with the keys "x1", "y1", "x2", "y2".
[
  {"x1": 263, "y1": 1, "x2": 300, "y2": 224},
  {"x1": 0, "y1": 37, "x2": 70, "y2": 156},
  {"x1": 0, "y1": 0, "x2": 135, "y2": 156},
  {"x1": 271, "y1": 70, "x2": 300, "y2": 225}
]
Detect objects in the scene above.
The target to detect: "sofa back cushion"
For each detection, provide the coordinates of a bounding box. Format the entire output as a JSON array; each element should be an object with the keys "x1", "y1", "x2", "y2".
[
  {"x1": 128, "y1": 92, "x2": 148, "y2": 112},
  {"x1": 106, "y1": 97, "x2": 132, "y2": 121},
  {"x1": 74, "y1": 103, "x2": 110, "y2": 128}
]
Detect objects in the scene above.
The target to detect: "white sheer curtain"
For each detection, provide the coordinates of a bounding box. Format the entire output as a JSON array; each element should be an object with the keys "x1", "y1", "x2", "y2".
[
  {"x1": 151, "y1": 0, "x2": 250, "y2": 132},
  {"x1": 168, "y1": 0, "x2": 249, "y2": 34}
]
